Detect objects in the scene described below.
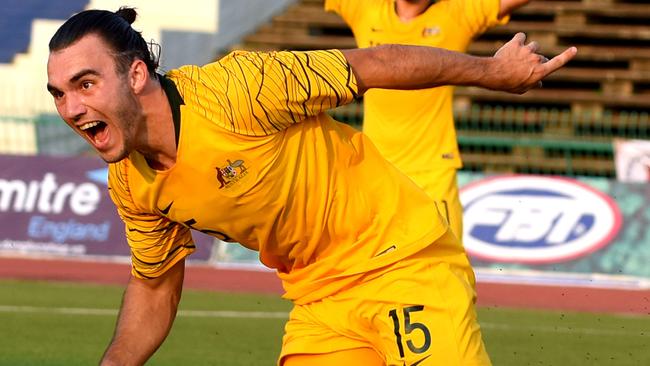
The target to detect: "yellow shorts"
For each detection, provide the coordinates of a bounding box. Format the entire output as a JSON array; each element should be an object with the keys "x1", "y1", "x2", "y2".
[
  {"x1": 279, "y1": 230, "x2": 490, "y2": 366},
  {"x1": 408, "y1": 168, "x2": 463, "y2": 245}
]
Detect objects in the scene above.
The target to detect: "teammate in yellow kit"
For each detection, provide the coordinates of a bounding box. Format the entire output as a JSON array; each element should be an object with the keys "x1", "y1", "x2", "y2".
[
  {"x1": 46, "y1": 7, "x2": 574, "y2": 366},
  {"x1": 326, "y1": 0, "x2": 531, "y2": 244}
]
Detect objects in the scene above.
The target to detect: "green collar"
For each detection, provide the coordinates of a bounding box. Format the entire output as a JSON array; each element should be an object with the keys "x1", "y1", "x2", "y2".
[{"x1": 158, "y1": 74, "x2": 184, "y2": 147}]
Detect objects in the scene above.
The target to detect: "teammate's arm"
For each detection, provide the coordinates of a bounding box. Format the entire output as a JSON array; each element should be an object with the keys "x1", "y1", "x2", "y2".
[
  {"x1": 500, "y1": 0, "x2": 531, "y2": 18},
  {"x1": 100, "y1": 258, "x2": 185, "y2": 366},
  {"x1": 343, "y1": 32, "x2": 576, "y2": 95}
]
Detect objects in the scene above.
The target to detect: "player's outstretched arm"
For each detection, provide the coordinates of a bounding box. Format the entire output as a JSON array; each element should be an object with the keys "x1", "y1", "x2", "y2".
[
  {"x1": 343, "y1": 32, "x2": 577, "y2": 95},
  {"x1": 100, "y1": 259, "x2": 186, "y2": 366}
]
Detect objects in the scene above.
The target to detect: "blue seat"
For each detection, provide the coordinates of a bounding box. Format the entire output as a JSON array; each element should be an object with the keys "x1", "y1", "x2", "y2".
[{"x1": 0, "y1": 0, "x2": 88, "y2": 63}]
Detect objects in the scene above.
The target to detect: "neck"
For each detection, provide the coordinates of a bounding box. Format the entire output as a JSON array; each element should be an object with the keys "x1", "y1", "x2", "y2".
[
  {"x1": 395, "y1": 0, "x2": 433, "y2": 22},
  {"x1": 136, "y1": 77, "x2": 177, "y2": 171}
]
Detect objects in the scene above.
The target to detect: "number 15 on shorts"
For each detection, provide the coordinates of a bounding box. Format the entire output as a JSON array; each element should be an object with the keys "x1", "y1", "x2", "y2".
[{"x1": 389, "y1": 305, "x2": 432, "y2": 358}]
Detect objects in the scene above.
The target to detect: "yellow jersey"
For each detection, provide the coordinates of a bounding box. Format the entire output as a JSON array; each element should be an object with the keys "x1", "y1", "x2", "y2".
[
  {"x1": 325, "y1": 0, "x2": 507, "y2": 172},
  {"x1": 108, "y1": 49, "x2": 449, "y2": 304}
]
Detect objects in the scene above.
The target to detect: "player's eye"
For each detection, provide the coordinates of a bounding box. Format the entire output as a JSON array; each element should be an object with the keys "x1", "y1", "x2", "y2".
[{"x1": 81, "y1": 81, "x2": 93, "y2": 90}]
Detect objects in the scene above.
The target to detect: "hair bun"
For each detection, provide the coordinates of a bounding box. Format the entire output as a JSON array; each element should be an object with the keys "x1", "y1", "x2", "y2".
[{"x1": 115, "y1": 6, "x2": 137, "y2": 25}]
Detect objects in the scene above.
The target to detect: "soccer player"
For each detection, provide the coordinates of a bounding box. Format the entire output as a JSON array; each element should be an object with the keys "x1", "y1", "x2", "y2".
[
  {"x1": 46, "y1": 7, "x2": 574, "y2": 366},
  {"x1": 326, "y1": 0, "x2": 532, "y2": 245}
]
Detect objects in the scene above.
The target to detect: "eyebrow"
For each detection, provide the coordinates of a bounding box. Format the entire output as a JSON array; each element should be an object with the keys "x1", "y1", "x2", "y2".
[
  {"x1": 46, "y1": 83, "x2": 61, "y2": 94},
  {"x1": 47, "y1": 68, "x2": 101, "y2": 93}
]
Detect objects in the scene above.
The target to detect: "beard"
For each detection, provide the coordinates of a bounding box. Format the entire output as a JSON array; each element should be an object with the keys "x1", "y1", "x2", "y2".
[{"x1": 101, "y1": 86, "x2": 144, "y2": 164}]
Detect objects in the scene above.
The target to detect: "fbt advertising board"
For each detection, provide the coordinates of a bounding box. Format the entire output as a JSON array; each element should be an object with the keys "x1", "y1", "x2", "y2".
[
  {"x1": 459, "y1": 173, "x2": 650, "y2": 283},
  {"x1": 0, "y1": 155, "x2": 212, "y2": 260},
  {"x1": 461, "y1": 175, "x2": 622, "y2": 264}
]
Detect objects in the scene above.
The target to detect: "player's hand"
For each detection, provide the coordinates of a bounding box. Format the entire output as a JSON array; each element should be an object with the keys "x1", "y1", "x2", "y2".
[{"x1": 490, "y1": 32, "x2": 577, "y2": 94}]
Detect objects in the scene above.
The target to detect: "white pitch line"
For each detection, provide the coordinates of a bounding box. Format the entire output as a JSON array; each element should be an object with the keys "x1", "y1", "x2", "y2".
[
  {"x1": 0, "y1": 305, "x2": 647, "y2": 337},
  {"x1": 0, "y1": 305, "x2": 287, "y2": 319},
  {"x1": 481, "y1": 322, "x2": 649, "y2": 337},
  {"x1": 0, "y1": 305, "x2": 117, "y2": 316},
  {"x1": 178, "y1": 309, "x2": 287, "y2": 319}
]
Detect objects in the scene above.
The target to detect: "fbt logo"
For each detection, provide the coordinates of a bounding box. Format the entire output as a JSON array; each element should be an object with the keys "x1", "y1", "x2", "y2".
[{"x1": 461, "y1": 175, "x2": 622, "y2": 264}]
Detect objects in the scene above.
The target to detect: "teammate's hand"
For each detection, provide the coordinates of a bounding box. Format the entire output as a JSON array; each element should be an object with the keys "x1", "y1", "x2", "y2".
[{"x1": 490, "y1": 32, "x2": 577, "y2": 94}]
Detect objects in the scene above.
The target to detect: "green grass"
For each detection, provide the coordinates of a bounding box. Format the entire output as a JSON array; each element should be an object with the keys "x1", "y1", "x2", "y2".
[
  {"x1": 0, "y1": 279, "x2": 648, "y2": 365},
  {"x1": 480, "y1": 307, "x2": 650, "y2": 366}
]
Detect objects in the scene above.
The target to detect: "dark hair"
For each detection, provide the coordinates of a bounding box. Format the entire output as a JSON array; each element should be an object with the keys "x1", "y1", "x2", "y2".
[{"x1": 49, "y1": 7, "x2": 159, "y2": 76}]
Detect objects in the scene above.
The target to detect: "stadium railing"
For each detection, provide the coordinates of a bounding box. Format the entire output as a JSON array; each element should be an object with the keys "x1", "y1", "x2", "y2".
[
  {"x1": 0, "y1": 114, "x2": 91, "y2": 156},
  {"x1": 328, "y1": 103, "x2": 650, "y2": 177},
  {"x1": 0, "y1": 116, "x2": 37, "y2": 155}
]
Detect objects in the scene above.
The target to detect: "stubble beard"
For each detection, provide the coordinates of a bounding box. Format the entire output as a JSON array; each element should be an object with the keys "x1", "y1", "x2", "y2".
[{"x1": 102, "y1": 88, "x2": 143, "y2": 164}]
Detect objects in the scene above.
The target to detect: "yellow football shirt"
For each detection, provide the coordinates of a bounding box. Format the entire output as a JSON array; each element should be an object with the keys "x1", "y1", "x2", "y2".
[
  {"x1": 325, "y1": 0, "x2": 507, "y2": 172},
  {"x1": 108, "y1": 49, "x2": 449, "y2": 304}
]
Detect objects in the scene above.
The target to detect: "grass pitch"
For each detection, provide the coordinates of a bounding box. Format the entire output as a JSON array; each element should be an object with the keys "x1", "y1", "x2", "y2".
[{"x1": 0, "y1": 280, "x2": 648, "y2": 365}]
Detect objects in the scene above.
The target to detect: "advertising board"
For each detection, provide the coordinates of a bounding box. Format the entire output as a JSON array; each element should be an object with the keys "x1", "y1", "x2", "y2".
[{"x1": 0, "y1": 155, "x2": 212, "y2": 260}]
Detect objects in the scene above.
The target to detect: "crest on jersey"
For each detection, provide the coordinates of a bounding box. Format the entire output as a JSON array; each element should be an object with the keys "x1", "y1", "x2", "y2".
[
  {"x1": 422, "y1": 26, "x2": 441, "y2": 37},
  {"x1": 216, "y1": 159, "x2": 249, "y2": 189}
]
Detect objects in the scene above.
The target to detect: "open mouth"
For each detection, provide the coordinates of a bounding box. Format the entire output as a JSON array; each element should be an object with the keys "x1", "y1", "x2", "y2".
[{"x1": 79, "y1": 121, "x2": 109, "y2": 145}]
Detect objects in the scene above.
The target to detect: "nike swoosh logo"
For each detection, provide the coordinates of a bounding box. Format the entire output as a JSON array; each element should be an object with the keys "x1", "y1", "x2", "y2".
[
  {"x1": 159, "y1": 201, "x2": 174, "y2": 215},
  {"x1": 410, "y1": 355, "x2": 431, "y2": 366},
  {"x1": 375, "y1": 245, "x2": 396, "y2": 257}
]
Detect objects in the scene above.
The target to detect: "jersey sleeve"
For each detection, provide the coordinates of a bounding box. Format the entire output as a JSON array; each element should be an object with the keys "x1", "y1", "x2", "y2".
[
  {"x1": 450, "y1": 0, "x2": 509, "y2": 37},
  {"x1": 170, "y1": 49, "x2": 358, "y2": 136},
  {"x1": 107, "y1": 162, "x2": 195, "y2": 279}
]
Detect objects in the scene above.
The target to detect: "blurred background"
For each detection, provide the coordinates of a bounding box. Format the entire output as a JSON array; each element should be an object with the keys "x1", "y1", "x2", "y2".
[
  {"x1": 1, "y1": 0, "x2": 650, "y2": 308},
  {"x1": 1, "y1": 1, "x2": 650, "y2": 364}
]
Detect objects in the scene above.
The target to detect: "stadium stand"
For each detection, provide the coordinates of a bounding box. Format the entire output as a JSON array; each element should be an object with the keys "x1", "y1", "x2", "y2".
[
  {"x1": 239, "y1": 0, "x2": 650, "y2": 177},
  {"x1": 0, "y1": 0, "x2": 88, "y2": 63},
  {"x1": 0, "y1": 0, "x2": 295, "y2": 156}
]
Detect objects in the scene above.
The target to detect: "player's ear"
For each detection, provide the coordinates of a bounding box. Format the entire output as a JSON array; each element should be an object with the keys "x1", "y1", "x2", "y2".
[{"x1": 129, "y1": 59, "x2": 149, "y2": 94}]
